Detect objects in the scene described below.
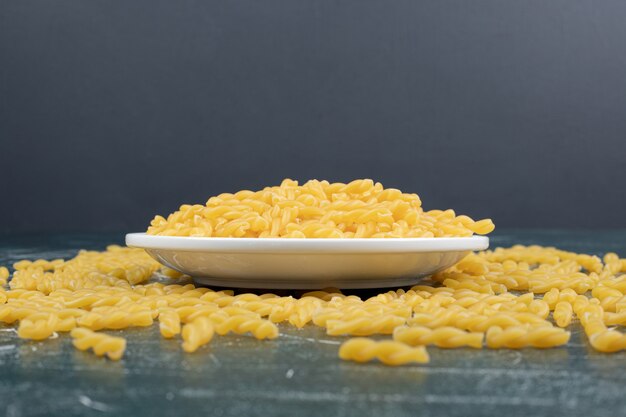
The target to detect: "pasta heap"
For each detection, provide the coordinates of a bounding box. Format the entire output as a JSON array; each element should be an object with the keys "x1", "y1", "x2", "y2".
[
  {"x1": 146, "y1": 179, "x2": 495, "y2": 238},
  {"x1": 1, "y1": 243, "x2": 625, "y2": 363}
]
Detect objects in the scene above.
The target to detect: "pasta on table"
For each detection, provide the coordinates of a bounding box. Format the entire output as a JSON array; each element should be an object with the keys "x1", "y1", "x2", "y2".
[
  {"x1": 0, "y1": 179, "x2": 625, "y2": 363},
  {"x1": 3, "y1": 241, "x2": 625, "y2": 363}
]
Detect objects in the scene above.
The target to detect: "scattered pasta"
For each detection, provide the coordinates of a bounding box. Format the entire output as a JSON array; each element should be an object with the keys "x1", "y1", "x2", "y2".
[
  {"x1": 0, "y1": 241, "x2": 625, "y2": 364},
  {"x1": 146, "y1": 179, "x2": 495, "y2": 238}
]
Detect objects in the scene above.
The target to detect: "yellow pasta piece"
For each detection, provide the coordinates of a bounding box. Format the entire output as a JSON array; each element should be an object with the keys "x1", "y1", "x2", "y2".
[
  {"x1": 553, "y1": 301, "x2": 573, "y2": 327},
  {"x1": 326, "y1": 316, "x2": 406, "y2": 336},
  {"x1": 604, "y1": 311, "x2": 626, "y2": 326},
  {"x1": 178, "y1": 305, "x2": 220, "y2": 323},
  {"x1": 486, "y1": 325, "x2": 570, "y2": 349},
  {"x1": 587, "y1": 329, "x2": 626, "y2": 353},
  {"x1": 182, "y1": 316, "x2": 214, "y2": 353},
  {"x1": 527, "y1": 299, "x2": 550, "y2": 318},
  {"x1": 339, "y1": 338, "x2": 429, "y2": 365},
  {"x1": 76, "y1": 309, "x2": 153, "y2": 331},
  {"x1": 71, "y1": 328, "x2": 126, "y2": 360},
  {"x1": 159, "y1": 266, "x2": 185, "y2": 279},
  {"x1": 313, "y1": 305, "x2": 410, "y2": 327},
  {"x1": 17, "y1": 312, "x2": 58, "y2": 340},
  {"x1": 0, "y1": 266, "x2": 9, "y2": 286},
  {"x1": 393, "y1": 326, "x2": 483, "y2": 348},
  {"x1": 210, "y1": 313, "x2": 279, "y2": 340},
  {"x1": 592, "y1": 286, "x2": 624, "y2": 312},
  {"x1": 543, "y1": 288, "x2": 578, "y2": 310},
  {"x1": 54, "y1": 316, "x2": 77, "y2": 332},
  {"x1": 158, "y1": 308, "x2": 181, "y2": 338}
]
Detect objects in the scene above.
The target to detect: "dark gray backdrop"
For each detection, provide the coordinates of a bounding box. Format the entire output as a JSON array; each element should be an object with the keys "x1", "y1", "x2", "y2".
[{"x1": 2, "y1": 0, "x2": 625, "y2": 233}]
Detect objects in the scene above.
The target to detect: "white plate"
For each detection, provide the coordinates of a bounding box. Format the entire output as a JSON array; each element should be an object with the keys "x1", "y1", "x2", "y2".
[{"x1": 126, "y1": 233, "x2": 489, "y2": 289}]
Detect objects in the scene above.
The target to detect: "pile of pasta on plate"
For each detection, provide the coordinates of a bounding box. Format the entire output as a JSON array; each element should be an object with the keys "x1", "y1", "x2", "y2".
[{"x1": 147, "y1": 179, "x2": 495, "y2": 238}]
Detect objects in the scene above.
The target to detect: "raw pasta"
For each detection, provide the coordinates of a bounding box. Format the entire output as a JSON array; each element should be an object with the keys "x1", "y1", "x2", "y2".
[
  {"x1": 17, "y1": 312, "x2": 58, "y2": 340},
  {"x1": 210, "y1": 312, "x2": 278, "y2": 339},
  {"x1": 76, "y1": 308, "x2": 153, "y2": 330},
  {"x1": 0, "y1": 239, "x2": 625, "y2": 364},
  {"x1": 0, "y1": 266, "x2": 9, "y2": 286},
  {"x1": 339, "y1": 338, "x2": 430, "y2": 365},
  {"x1": 553, "y1": 301, "x2": 573, "y2": 328},
  {"x1": 182, "y1": 316, "x2": 214, "y2": 353},
  {"x1": 146, "y1": 179, "x2": 495, "y2": 238},
  {"x1": 485, "y1": 325, "x2": 570, "y2": 349},
  {"x1": 325, "y1": 315, "x2": 406, "y2": 336},
  {"x1": 71, "y1": 328, "x2": 126, "y2": 360},
  {"x1": 158, "y1": 308, "x2": 181, "y2": 338},
  {"x1": 393, "y1": 326, "x2": 483, "y2": 348}
]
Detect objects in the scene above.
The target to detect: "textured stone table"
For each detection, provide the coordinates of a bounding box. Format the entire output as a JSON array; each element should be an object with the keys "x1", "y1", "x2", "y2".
[{"x1": 0, "y1": 230, "x2": 625, "y2": 417}]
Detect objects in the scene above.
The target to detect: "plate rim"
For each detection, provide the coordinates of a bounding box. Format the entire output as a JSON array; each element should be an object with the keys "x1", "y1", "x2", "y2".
[{"x1": 126, "y1": 233, "x2": 489, "y2": 253}]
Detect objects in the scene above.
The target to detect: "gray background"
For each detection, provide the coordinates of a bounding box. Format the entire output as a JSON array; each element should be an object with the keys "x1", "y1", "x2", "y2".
[{"x1": 1, "y1": 0, "x2": 625, "y2": 233}]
